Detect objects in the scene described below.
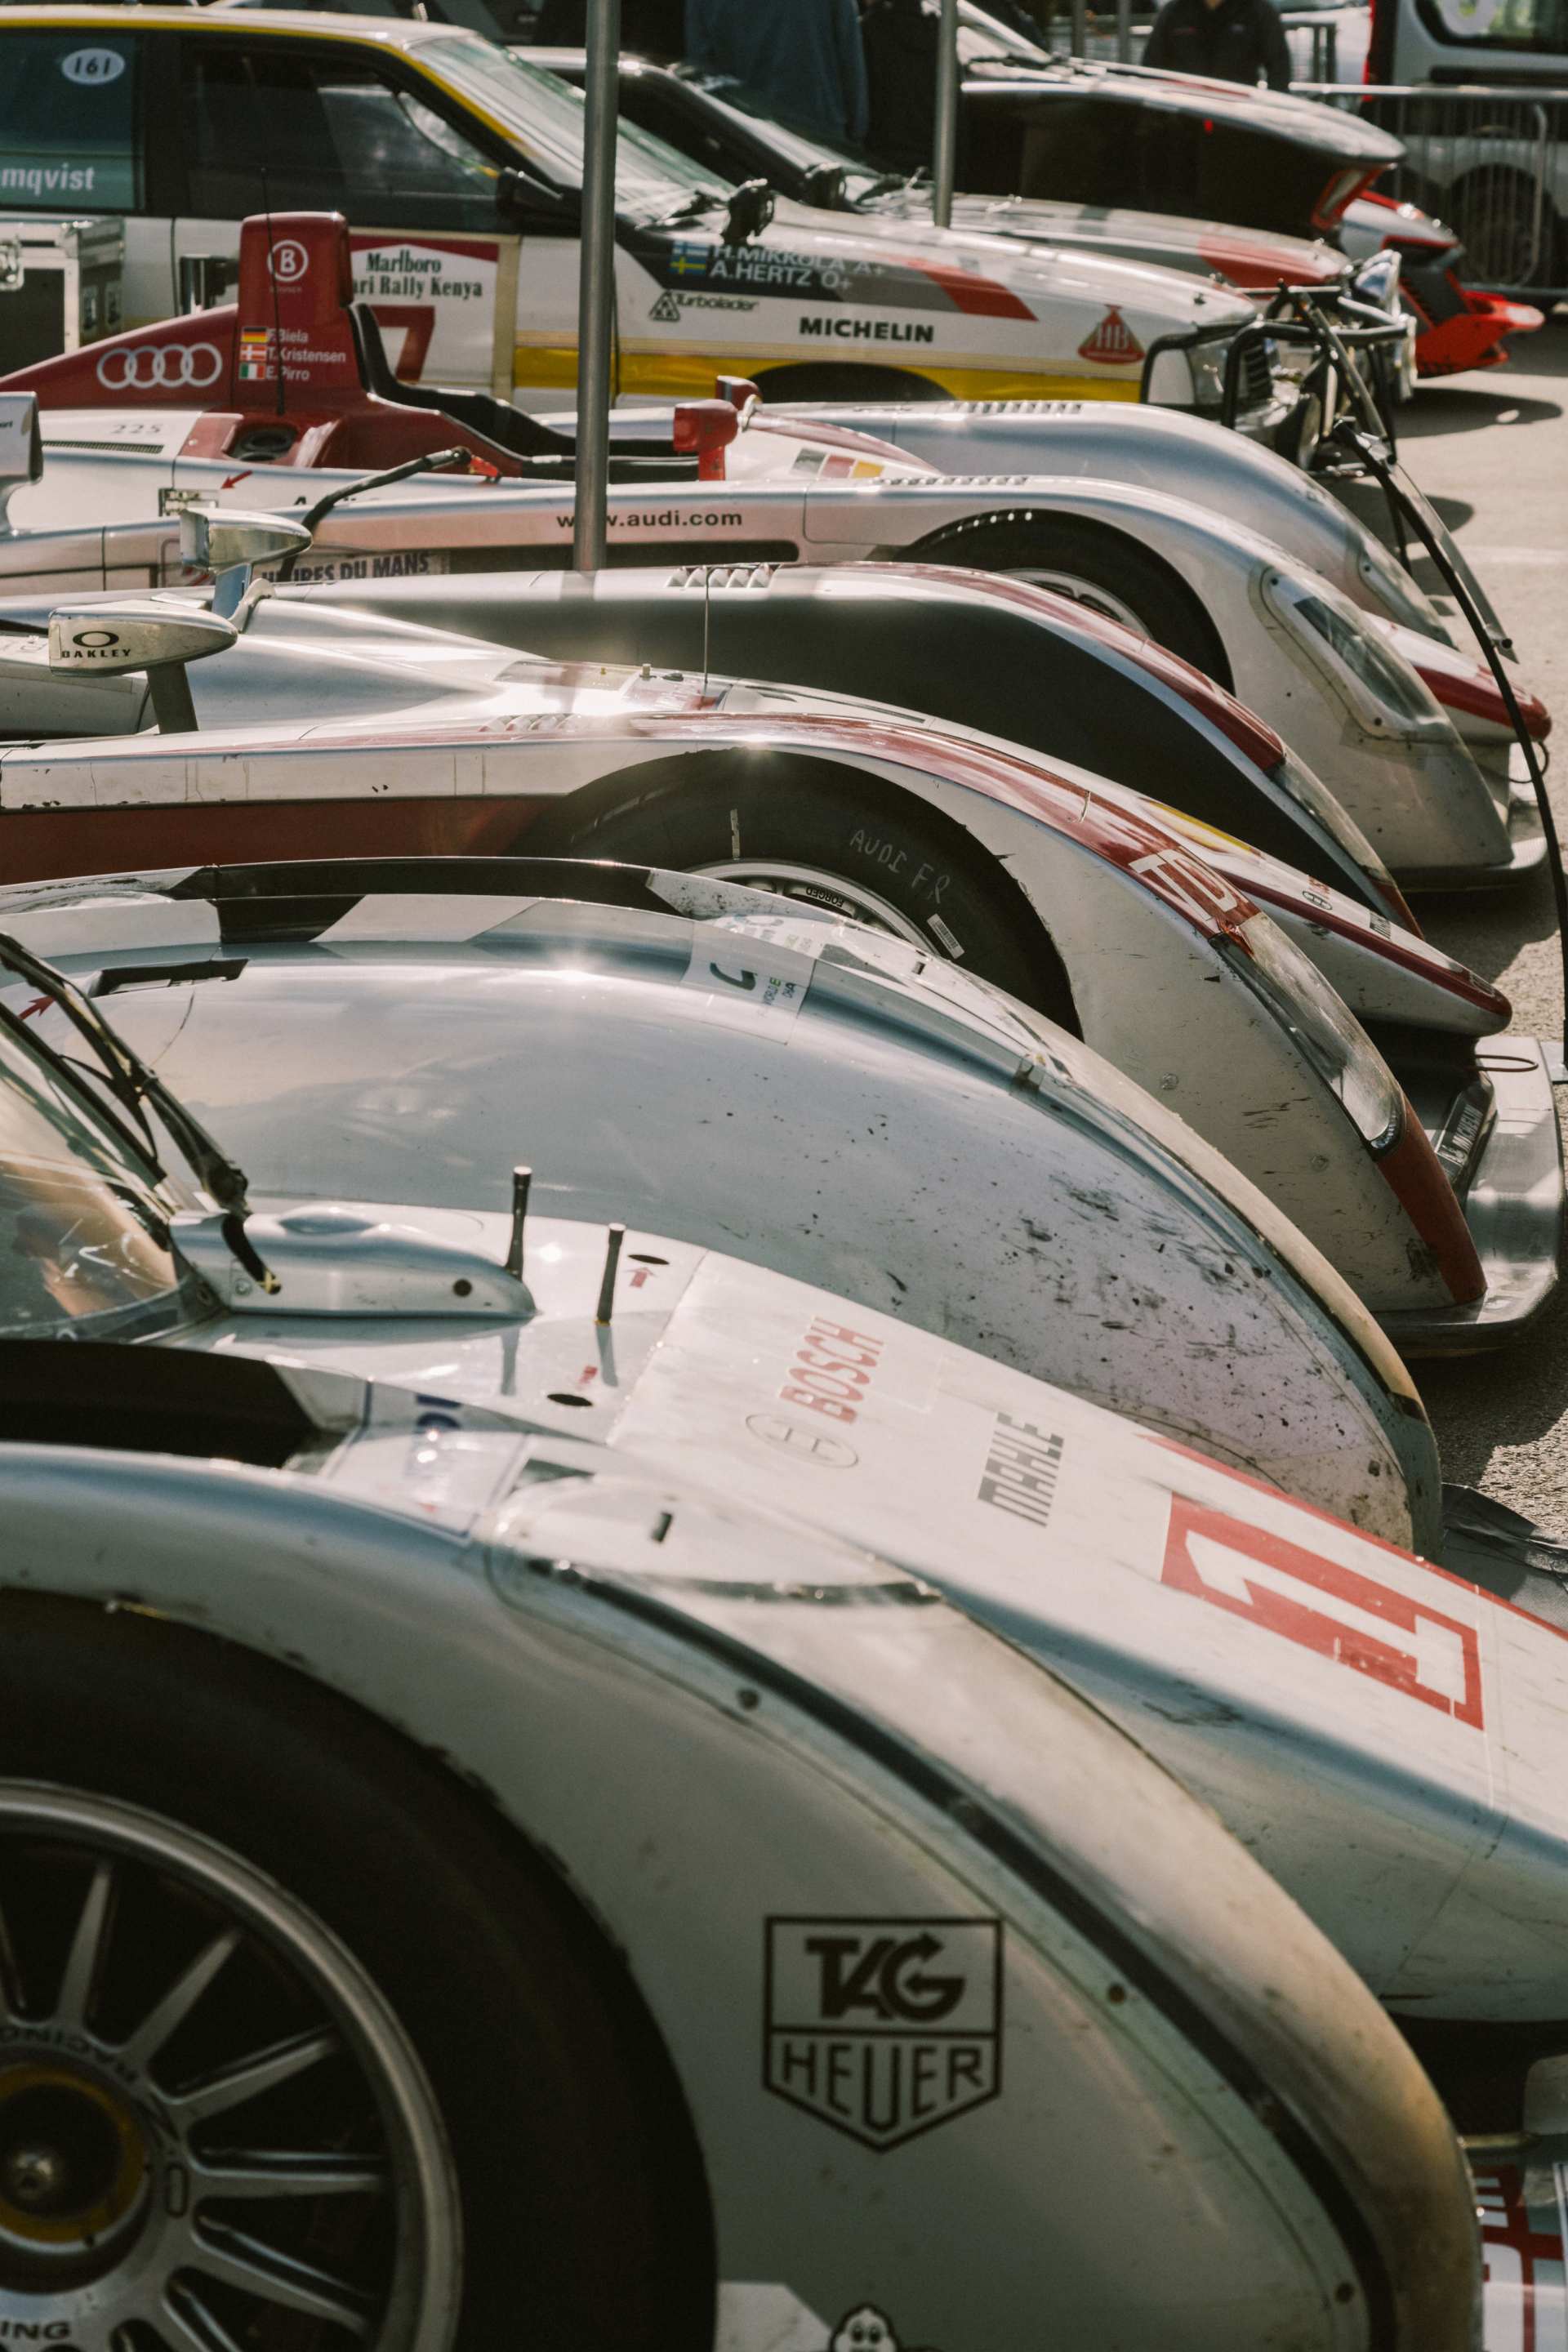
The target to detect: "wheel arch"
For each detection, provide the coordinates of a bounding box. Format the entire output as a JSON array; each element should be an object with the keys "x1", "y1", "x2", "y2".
[
  {"x1": 0, "y1": 1443, "x2": 721, "y2": 2319},
  {"x1": 902, "y1": 505, "x2": 1235, "y2": 691},
  {"x1": 750, "y1": 360, "x2": 955, "y2": 403},
  {"x1": 528, "y1": 741, "x2": 1081, "y2": 1024}
]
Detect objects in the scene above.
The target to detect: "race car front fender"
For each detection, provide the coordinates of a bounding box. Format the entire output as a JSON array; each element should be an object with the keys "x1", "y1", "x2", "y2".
[{"x1": 0, "y1": 1440, "x2": 1481, "y2": 2352}]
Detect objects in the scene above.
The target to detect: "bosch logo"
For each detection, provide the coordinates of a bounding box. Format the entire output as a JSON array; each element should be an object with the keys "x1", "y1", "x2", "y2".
[
  {"x1": 96, "y1": 344, "x2": 223, "y2": 393},
  {"x1": 267, "y1": 239, "x2": 310, "y2": 285}
]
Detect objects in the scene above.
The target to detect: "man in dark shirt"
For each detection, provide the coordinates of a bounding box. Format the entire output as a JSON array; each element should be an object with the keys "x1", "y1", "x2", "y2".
[
  {"x1": 1143, "y1": 0, "x2": 1293, "y2": 91},
  {"x1": 685, "y1": 0, "x2": 869, "y2": 145}
]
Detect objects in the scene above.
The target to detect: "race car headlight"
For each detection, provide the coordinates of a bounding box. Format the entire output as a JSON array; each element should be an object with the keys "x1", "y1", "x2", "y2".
[
  {"x1": 1259, "y1": 566, "x2": 1450, "y2": 737},
  {"x1": 1187, "y1": 339, "x2": 1230, "y2": 411},
  {"x1": 1225, "y1": 910, "x2": 1403, "y2": 1152}
]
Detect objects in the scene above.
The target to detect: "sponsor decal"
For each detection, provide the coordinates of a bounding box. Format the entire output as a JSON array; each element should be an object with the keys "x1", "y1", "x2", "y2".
[
  {"x1": 0, "y1": 161, "x2": 109, "y2": 199},
  {"x1": 266, "y1": 238, "x2": 310, "y2": 287},
  {"x1": 96, "y1": 341, "x2": 223, "y2": 393},
  {"x1": 780, "y1": 1315, "x2": 884, "y2": 1425},
  {"x1": 157, "y1": 486, "x2": 203, "y2": 517},
  {"x1": 978, "y1": 1413, "x2": 1062, "y2": 1530},
  {"x1": 354, "y1": 244, "x2": 484, "y2": 301},
  {"x1": 555, "y1": 508, "x2": 745, "y2": 532},
  {"x1": 1474, "y1": 2163, "x2": 1565, "y2": 2348},
  {"x1": 286, "y1": 550, "x2": 448, "y2": 586},
  {"x1": 764, "y1": 1918, "x2": 1002, "y2": 2150},
  {"x1": 1161, "y1": 1495, "x2": 1486, "y2": 1729},
  {"x1": 649, "y1": 289, "x2": 682, "y2": 324},
  {"x1": 60, "y1": 44, "x2": 125, "y2": 82},
  {"x1": 1077, "y1": 306, "x2": 1146, "y2": 365},
  {"x1": 799, "y1": 316, "x2": 935, "y2": 345}
]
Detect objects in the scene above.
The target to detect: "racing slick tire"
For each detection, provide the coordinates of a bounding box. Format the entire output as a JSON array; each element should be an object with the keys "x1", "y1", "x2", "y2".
[
  {"x1": 907, "y1": 516, "x2": 1231, "y2": 684},
  {"x1": 550, "y1": 751, "x2": 1078, "y2": 1025},
  {"x1": 0, "y1": 1597, "x2": 714, "y2": 2352}
]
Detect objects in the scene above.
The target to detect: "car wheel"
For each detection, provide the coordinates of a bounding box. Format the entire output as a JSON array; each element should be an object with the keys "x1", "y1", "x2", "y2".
[
  {"x1": 0, "y1": 1598, "x2": 713, "y2": 2352},
  {"x1": 1447, "y1": 164, "x2": 1547, "y2": 287},
  {"x1": 554, "y1": 751, "x2": 1077, "y2": 1025},
  {"x1": 908, "y1": 517, "x2": 1231, "y2": 684}
]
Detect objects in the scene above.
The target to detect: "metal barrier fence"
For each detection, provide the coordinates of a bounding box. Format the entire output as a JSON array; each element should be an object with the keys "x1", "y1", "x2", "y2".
[{"x1": 1294, "y1": 82, "x2": 1568, "y2": 299}]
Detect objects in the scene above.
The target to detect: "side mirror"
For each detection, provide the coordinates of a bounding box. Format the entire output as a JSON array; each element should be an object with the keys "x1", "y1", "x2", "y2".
[
  {"x1": 497, "y1": 164, "x2": 571, "y2": 233},
  {"x1": 48, "y1": 603, "x2": 238, "y2": 735},
  {"x1": 0, "y1": 394, "x2": 42, "y2": 541},
  {"x1": 797, "y1": 162, "x2": 848, "y2": 209},
  {"x1": 180, "y1": 506, "x2": 314, "y2": 578},
  {"x1": 723, "y1": 178, "x2": 776, "y2": 245}
]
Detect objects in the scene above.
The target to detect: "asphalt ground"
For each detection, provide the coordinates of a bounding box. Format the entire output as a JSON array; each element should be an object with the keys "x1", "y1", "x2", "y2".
[{"x1": 1366, "y1": 313, "x2": 1568, "y2": 1529}]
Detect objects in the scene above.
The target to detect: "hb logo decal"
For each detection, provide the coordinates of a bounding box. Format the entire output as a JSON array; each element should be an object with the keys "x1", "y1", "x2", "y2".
[{"x1": 764, "y1": 1918, "x2": 1001, "y2": 2150}]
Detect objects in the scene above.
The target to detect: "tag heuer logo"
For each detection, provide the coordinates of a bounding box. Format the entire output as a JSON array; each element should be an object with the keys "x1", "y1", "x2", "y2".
[
  {"x1": 649, "y1": 289, "x2": 682, "y2": 323},
  {"x1": 764, "y1": 1917, "x2": 1001, "y2": 2150},
  {"x1": 1077, "y1": 306, "x2": 1145, "y2": 364}
]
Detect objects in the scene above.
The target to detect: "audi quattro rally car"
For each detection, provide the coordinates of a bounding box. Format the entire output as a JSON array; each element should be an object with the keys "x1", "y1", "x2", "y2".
[
  {"x1": 0, "y1": 1390, "x2": 1481, "y2": 2352},
  {"x1": 0, "y1": 7, "x2": 1295, "y2": 434},
  {"x1": 9, "y1": 569, "x2": 1559, "y2": 1351},
  {"x1": 539, "y1": 49, "x2": 1417, "y2": 395},
  {"x1": 0, "y1": 854, "x2": 1448, "y2": 1544},
  {"x1": 0, "y1": 226, "x2": 1544, "y2": 887}
]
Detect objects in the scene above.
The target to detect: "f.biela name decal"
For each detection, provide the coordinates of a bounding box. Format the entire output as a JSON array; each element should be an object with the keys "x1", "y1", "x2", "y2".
[
  {"x1": 800, "y1": 315, "x2": 935, "y2": 345},
  {"x1": 764, "y1": 1917, "x2": 1002, "y2": 2151}
]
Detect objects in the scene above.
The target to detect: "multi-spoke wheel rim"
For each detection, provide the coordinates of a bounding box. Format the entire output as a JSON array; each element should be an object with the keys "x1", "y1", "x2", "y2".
[
  {"x1": 0, "y1": 1785, "x2": 460, "y2": 2350},
  {"x1": 695, "y1": 858, "x2": 928, "y2": 943}
]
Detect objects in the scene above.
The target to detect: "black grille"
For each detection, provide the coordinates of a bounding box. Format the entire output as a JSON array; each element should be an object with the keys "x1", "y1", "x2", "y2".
[{"x1": 1239, "y1": 337, "x2": 1274, "y2": 412}]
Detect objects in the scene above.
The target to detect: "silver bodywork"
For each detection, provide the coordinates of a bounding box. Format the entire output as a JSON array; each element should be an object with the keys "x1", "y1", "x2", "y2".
[
  {"x1": 0, "y1": 865, "x2": 1441, "y2": 1547},
  {"x1": 2, "y1": 404, "x2": 1531, "y2": 888},
  {"x1": 0, "y1": 622, "x2": 1539, "y2": 1339},
  {"x1": 0, "y1": 1407, "x2": 1481, "y2": 2350}
]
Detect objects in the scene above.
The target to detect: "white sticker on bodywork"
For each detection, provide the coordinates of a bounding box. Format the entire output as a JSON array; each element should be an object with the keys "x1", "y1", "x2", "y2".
[{"x1": 683, "y1": 917, "x2": 818, "y2": 1037}]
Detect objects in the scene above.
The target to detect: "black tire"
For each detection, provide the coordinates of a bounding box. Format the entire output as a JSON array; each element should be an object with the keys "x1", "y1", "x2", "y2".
[
  {"x1": 751, "y1": 363, "x2": 952, "y2": 403},
  {"x1": 0, "y1": 1597, "x2": 714, "y2": 2351},
  {"x1": 908, "y1": 516, "x2": 1232, "y2": 685},
  {"x1": 550, "y1": 751, "x2": 1077, "y2": 1026}
]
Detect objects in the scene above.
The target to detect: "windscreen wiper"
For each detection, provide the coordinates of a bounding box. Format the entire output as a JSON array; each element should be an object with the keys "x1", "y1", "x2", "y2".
[
  {"x1": 0, "y1": 930, "x2": 278, "y2": 1289},
  {"x1": 282, "y1": 447, "x2": 474, "y2": 569},
  {"x1": 649, "y1": 187, "x2": 728, "y2": 229}
]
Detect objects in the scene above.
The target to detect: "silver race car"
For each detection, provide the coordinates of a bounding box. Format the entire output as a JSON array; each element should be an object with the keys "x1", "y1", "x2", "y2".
[{"x1": 7, "y1": 577, "x2": 1559, "y2": 1353}]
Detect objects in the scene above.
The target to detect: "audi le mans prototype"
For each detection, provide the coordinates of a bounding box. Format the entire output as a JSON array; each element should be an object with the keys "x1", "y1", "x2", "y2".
[
  {"x1": 0, "y1": 211, "x2": 1548, "y2": 888},
  {"x1": 0, "y1": 876, "x2": 1539, "y2": 2350},
  {"x1": 8, "y1": 559, "x2": 1560, "y2": 1352}
]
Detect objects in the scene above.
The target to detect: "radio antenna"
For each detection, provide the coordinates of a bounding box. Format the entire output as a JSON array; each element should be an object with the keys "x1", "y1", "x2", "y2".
[{"x1": 261, "y1": 164, "x2": 285, "y2": 420}]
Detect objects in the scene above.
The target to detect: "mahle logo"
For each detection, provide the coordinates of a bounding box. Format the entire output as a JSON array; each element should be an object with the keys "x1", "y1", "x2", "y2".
[{"x1": 764, "y1": 1918, "x2": 1001, "y2": 2150}]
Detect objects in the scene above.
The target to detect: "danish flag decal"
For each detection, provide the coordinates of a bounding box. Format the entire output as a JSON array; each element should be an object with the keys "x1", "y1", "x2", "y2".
[
  {"x1": 1077, "y1": 306, "x2": 1146, "y2": 365},
  {"x1": 1161, "y1": 1496, "x2": 1485, "y2": 1730}
]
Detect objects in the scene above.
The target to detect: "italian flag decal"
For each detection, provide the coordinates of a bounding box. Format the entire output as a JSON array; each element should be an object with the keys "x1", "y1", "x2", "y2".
[{"x1": 1077, "y1": 308, "x2": 1146, "y2": 365}]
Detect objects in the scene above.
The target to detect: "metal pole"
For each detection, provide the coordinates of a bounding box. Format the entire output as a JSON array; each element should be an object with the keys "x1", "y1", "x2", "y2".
[
  {"x1": 1116, "y1": 0, "x2": 1133, "y2": 61},
  {"x1": 933, "y1": 0, "x2": 959, "y2": 229},
  {"x1": 573, "y1": 0, "x2": 621, "y2": 572},
  {"x1": 1071, "y1": 0, "x2": 1088, "y2": 55}
]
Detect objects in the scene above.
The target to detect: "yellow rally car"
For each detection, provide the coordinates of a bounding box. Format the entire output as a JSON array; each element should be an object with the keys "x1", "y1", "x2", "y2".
[{"x1": 0, "y1": 5, "x2": 1290, "y2": 426}]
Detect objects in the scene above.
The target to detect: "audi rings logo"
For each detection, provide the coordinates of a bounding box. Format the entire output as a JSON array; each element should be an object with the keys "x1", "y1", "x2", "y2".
[
  {"x1": 267, "y1": 239, "x2": 310, "y2": 285},
  {"x1": 96, "y1": 343, "x2": 224, "y2": 393}
]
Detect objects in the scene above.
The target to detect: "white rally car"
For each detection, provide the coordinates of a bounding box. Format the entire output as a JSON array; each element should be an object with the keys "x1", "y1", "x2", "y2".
[
  {"x1": 8, "y1": 577, "x2": 1558, "y2": 1355},
  {"x1": 0, "y1": 5, "x2": 1294, "y2": 430},
  {"x1": 0, "y1": 211, "x2": 1543, "y2": 889}
]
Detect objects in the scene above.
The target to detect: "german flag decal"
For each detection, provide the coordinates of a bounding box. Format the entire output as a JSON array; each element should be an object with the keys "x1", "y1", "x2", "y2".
[{"x1": 1077, "y1": 307, "x2": 1146, "y2": 365}]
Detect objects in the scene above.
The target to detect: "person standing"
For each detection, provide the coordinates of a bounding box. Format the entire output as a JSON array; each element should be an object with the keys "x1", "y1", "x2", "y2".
[
  {"x1": 1142, "y1": 0, "x2": 1293, "y2": 91},
  {"x1": 684, "y1": 0, "x2": 869, "y2": 145}
]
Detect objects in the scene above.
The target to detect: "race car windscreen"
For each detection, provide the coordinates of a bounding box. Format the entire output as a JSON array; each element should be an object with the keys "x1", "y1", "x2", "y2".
[
  {"x1": 424, "y1": 35, "x2": 741, "y2": 215},
  {"x1": 0, "y1": 1022, "x2": 198, "y2": 1341}
]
